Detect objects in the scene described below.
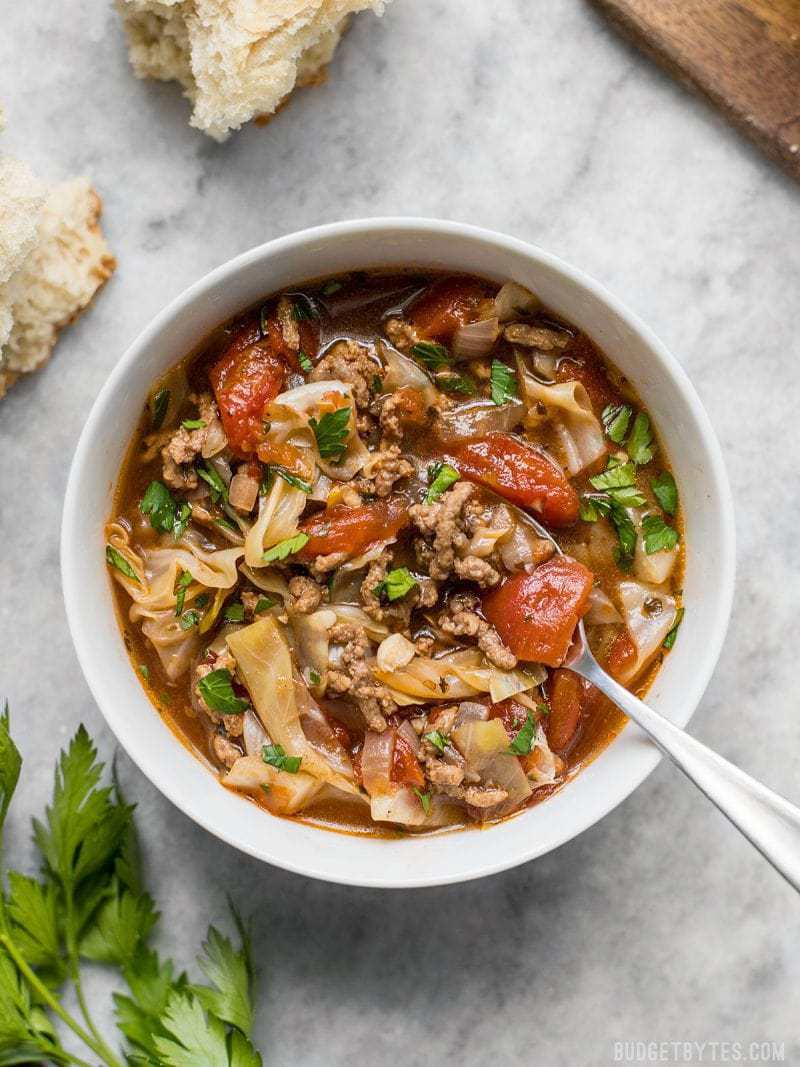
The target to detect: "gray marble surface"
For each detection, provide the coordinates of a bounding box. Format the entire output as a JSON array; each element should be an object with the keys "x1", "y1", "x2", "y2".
[{"x1": 1, "y1": 1, "x2": 799, "y2": 1063}]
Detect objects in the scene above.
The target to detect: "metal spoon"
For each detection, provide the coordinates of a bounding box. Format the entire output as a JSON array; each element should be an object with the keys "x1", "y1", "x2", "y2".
[{"x1": 525, "y1": 513, "x2": 800, "y2": 893}]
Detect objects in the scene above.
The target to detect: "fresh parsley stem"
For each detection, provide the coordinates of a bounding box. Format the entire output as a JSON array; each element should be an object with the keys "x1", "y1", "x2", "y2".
[{"x1": 0, "y1": 931, "x2": 119, "y2": 1067}]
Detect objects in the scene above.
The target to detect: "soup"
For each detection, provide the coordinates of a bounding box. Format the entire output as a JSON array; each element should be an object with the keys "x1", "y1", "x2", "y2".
[{"x1": 106, "y1": 271, "x2": 683, "y2": 834}]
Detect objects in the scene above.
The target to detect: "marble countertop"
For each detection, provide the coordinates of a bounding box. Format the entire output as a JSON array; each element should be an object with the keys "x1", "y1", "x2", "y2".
[{"x1": 1, "y1": 1, "x2": 799, "y2": 1063}]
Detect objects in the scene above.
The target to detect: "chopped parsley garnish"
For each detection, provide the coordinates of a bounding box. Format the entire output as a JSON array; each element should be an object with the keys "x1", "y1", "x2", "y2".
[
  {"x1": 181, "y1": 418, "x2": 206, "y2": 430},
  {"x1": 262, "y1": 532, "x2": 309, "y2": 563},
  {"x1": 291, "y1": 297, "x2": 317, "y2": 321},
  {"x1": 267, "y1": 465, "x2": 312, "y2": 494},
  {"x1": 641, "y1": 514, "x2": 679, "y2": 554},
  {"x1": 149, "y1": 387, "x2": 170, "y2": 429},
  {"x1": 379, "y1": 567, "x2": 418, "y2": 602},
  {"x1": 298, "y1": 350, "x2": 313, "y2": 373},
  {"x1": 178, "y1": 609, "x2": 201, "y2": 631},
  {"x1": 138, "y1": 663, "x2": 150, "y2": 680},
  {"x1": 371, "y1": 374, "x2": 383, "y2": 395},
  {"x1": 601, "y1": 403, "x2": 632, "y2": 444},
  {"x1": 505, "y1": 711, "x2": 536, "y2": 756},
  {"x1": 627, "y1": 411, "x2": 655, "y2": 465},
  {"x1": 309, "y1": 406, "x2": 351, "y2": 462},
  {"x1": 173, "y1": 569, "x2": 193, "y2": 616},
  {"x1": 255, "y1": 596, "x2": 275, "y2": 614},
  {"x1": 410, "y1": 341, "x2": 450, "y2": 371},
  {"x1": 663, "y1": 607, "x2": 685, "y2": 650},
  {"x1": 589, "y1": 460, "x2": 637, "y2": 494},
  {"x1": 195, "y1": 592, "x2": 210, "y2": 608},
  {"x1": 490, "y1": 359, "x2": 518, "y2": 405},
  {"x1": 436, "y1": 371, "x2": 476, "y2": 395},
  {"x1": 197, "y1": 668, "x2": 249, "y2": 714},
  {"x1": 105, "y1": 544, "x2": 140, "y2": 583},
  {"x1": 223, "y1": 602, "x2": 245, "y2": 623},
  {"x1": 580, "y1": 494, "x2": 636, "y2": 568},
  {"x1": 413, "y1": 787, "x2": 432, "y2": 815},
  {"x1": 426, "y1": 461, "x2": 460, "y2": 504},
  {"x1": 262, "y1": 744, "x2": 302, "y2": 774},
  {"x1": 140, "y1": 481, "x2": 192, "y2": 539},
  {"x1": 197, "y1": 462, "x2": 228, "y2": 503},
  {"x1": 651, "y1": 471, "x2": 678, "y2": 515},
  {"x1": 215, "y1": 515, "x2": 237, "y2": 532},
  {"x1": 423, "y1": 730, "x2": 448, "y2": 754},
  {"x1": 308, "y1": 669, "x2": 322, "y2": 686}
]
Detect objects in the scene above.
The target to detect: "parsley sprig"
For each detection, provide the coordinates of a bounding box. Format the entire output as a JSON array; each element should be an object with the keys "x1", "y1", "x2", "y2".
[
  {"x1": 601, "y1": 403, "x2": 655, "y2": 465},
  {"x1": 140, "y1": 481, "x2": 192, "y2": 540},
  {"x1": 0, "y1": 709, "x2": 264, "y2": 1066},
  {"x1": 490, "y1": 360, "x2": 518, "y2": 406},
  {"x1": 309, "y1": 407, "x2": 351, "y2": 463}
]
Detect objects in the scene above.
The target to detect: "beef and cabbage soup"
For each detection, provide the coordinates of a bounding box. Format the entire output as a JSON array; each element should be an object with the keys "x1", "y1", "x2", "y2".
[{"x1": 107, "y1": 271, "x2": 684, "y2": 834}]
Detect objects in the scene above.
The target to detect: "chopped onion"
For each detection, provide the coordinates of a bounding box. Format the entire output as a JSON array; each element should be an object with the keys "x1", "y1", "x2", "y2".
[
  {"x1": 208, "y1": 453, "x2": 233, "y2": 487},
  {"x1": 454, "y1": 701, "x2": 491, "y2": 727},
  {"x1": 586, "y1": 586, "x2": 622, "y2": 625},
  {"x1": 376, "y1": 632, "x2": 417, "y2": 672},
  {"x1": 436, "y1": 399, "x2": 523, "y2": 442},
  {"x1": 397, "y1": 718, "x2": 422, "y2": 757},
  {"x1": 530, "y1": 350, "x2": 558, "y2": 383},
  {"x1": 452, "y1": 317, "x2": 500, "y2": 360},
  {"x1": 360, "y1": 729, "x2": 396, "y2": 796},
  {"x1": 494, "y1": 282, "x2": 541, "y2": 322},
  {"x1": 229, "y1": 472, "x2": 260, "y2": 513},
  {"x1": 380, "y1": 342, "x2": 438, "y2": 405},
  {"x1": 201, "y1": 418, "x2": 228, "y2": 458},
  {"x1": 296, "y1": 683, "x2": 353, "y2": 777},
  {"x1": 274, "y1": 378, "x2": 353, "y2": 412},
  {"x1": 242, "y1": 709, "x2": 269, "y2": 757}
]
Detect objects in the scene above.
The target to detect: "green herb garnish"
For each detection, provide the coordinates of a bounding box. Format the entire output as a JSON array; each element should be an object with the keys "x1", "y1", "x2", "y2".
[
  {"x1": 255, "y1": 596, "x2": 275, "y2": 614},
  {"x1": 379, "y1": 567, "x2": 418, "y2": 602},
  {"x1": 308, "y1": 669, "x2": 321, "y2": 686},
  {"x1": 215, "y1": 515, "x2": 237, "y2": 532},
  {"x1": 627, "y1": 411, "x2": 655, "y2": 465},
  {"x1": 138, "y1": 663, "x2": 150, "y2": 680},
  {"x1": 601, "y1": 403, "x2": 632, "y2": 444},
  {"x1": 490, "y1": 360, "x2": 518, "y2": 406},
  {"x1": 663, "y1": 607, "x2": 685, "y2": 650},
  {"x1": 298, "y1": 350, "x2": 313, "y2": 373},
  {"x1": 179, "y1": 609, "x2": 201, "y2": 630},
  {"x1": 268, "y1": 465, "x2": 312, "y2": 494},
  {"x1": 262, "y1": 532, "x2": 309, "y2": 564},
  {"x1": 423, "y1": 730, "x2": 448, "y2": 754},
  {"x1": 149, "y1": 387, "x2": 170, "y2": 429},
  {"x1": 224, "y1": 603, "x2": 245, "y2": 623},
  {"x1": 197, "y1": 668, "x2": 249, "y2": 714},
  {"x1": 197, "y1": 462, "x2": 228, "y2": 503},
  {"x1": 173, "y1": 568, "x2": 193, "y2": 616},
  {"x1": 642, "y1": 514, "x2": 679, "y2": 554},
  {"x1": 181, "y1": 418, "x2": 207, "y2": 430},
  {"x1": 506, "y1": 711, "x2": 536, "y2": 756},
  {"x1": 291, "y1": 298, "x2": 317, "y2": 322},
  {"x1": 651, "y1": 471, "x2": 678, "y2": 515},
  {"x1": 262, "y1": 744, "x2": 302, "y2": 774},
  {"x1": 413, "y1": 787, "x2": 432, "y2": 815},
  {"x1": 410, "y1": 341, "x2": 450, "y2": 371},
  {"x1": 309, "y1": 406, "x2": 351, "y2": 462},
  {"x1": 436, "y1": 372, "x2": 476, "y2": 396},
  {"x1": 105, "y1": 545, "x2": 140, "y2": 583},
  {"x1": 140, "y1": 480, "x2": 191, "y2": 539},
  {"x1": 425, "y1": 461, "x2": 460, "y2": 504},
  {"x1": 371, "y1": 374, "x2": 383, "y2": 394}
]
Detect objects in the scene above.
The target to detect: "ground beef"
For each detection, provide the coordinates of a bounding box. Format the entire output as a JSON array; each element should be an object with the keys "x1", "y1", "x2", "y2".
[
  {"x1": 384, "y1": 317, "x2": 419, "y2": 351},
  {"x1": 425, "y1": 759, "x2": 464, "y2": 788},
  {"x1": 503, "y1": 323, "x2": 570, "y2": 350},
  {"x1": 326, "y1": 622, "x2": 397, "y2": 732},
  {"x1": 308, "y1": 551, "x2": 349, "y2": 579},
  {"x1": 356, "y1": 444, "x2": 414, "y2": 497},
  {"x1": 196, "y1": 649, "x2": 244, "y2": 735},
  {"x1": 409, "y1": 481, "x2": 501, "y2": 588},
  {"x1": 160, "y1": 391, "x2": 222, "y2": 491},
  {"x1": 286, "y1": 575, "x2": 325, "y2": 614},
  {"x1": 438, "y1": 592, "x2": 518, "y2": 670},
  {"x1": 360, "y1": 551, "x2": 438, "y2": 629},
  {"x1": 213, "y1": 733, "x2": 242, "y2": 769},
  {"x1": 310, "y1": 339, "x2": 377, "y2": 410}
]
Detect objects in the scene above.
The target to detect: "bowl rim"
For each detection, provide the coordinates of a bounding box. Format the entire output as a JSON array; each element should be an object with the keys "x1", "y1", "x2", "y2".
[{"x1": 61, "y1": 217, "x2": 736, "y2": 887}]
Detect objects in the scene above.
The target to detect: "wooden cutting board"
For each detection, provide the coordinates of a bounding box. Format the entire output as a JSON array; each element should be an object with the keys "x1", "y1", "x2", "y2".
[{"x1": 592, "y1": 0, "x2": 800, "y2": 181}]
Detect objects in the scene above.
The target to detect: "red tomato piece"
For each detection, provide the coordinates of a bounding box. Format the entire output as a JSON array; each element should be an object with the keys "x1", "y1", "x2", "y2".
[
  {"x1": 297, "y1": 496, "x2": 411, "y2": 560},
  {"x1": 408, "y1": 277, "x2": 489, "y2": 341},
  {"x1": 545, "y1": 668, "x2": 584, "y2": 752},
  {"x1": 209, "y1": 324, "x2": 286, "y2": 456},
  {"x1": 391, "y1": 734, "x2": 425, "y2": 788},
  {"x1": 488, "y1": 698, "x2": 529, "y2": 734},
  {"x1": 448, "y1": 432, "x2": 579, "y2": 527},
  {"x1": 482, "y1": 557, "x2": 594, "y2": 666}
]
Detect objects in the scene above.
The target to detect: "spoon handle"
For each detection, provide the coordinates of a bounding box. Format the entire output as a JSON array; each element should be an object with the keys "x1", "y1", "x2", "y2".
[{"x1": 575, "y1": 653, "x2": 800, "y2": 893}]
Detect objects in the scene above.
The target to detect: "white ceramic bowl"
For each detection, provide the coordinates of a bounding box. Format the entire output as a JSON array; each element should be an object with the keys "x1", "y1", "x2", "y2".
[{"x1": 62, "y1": 219, "x2": 735, "y2": 888}]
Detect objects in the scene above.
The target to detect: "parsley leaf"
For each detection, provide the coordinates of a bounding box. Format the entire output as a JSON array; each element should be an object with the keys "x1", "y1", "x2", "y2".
[
  {"x1": 182, "y1": 418, "x2": 207, "y2": 430},
  {"x1": 254, "y1": 596, "x2": 275, "y2": 614},
  {"x1": 224, "y1": 603, "x2": 245, "y2": 623},
  {"x1": 627, "y1": 411, "x2": 655, "y2": 465},
  {"x1": 436, "y1": 371, "x2": 476, "y2": 395},
  {"x1": 106, "y1": 544, "x2": 141, "y2": 584},
  {"x1": 262, "y1": 532, "x2": 309, "y2": 563},
  {"x1": 410, "y1": 341, "x2": 450, "y2": 371},
  {"x1": 505, "y1": 712, "x2": 536, "y2": 755},
  {"x1": 601, "y1": 403, "x2": 632, "y2": 443},
  {"x1": 197, "y1": 463, "x2": 228, "y2": 503},
  {"x1": 423, "y1": 730, "x2": 448, "y2": 754},
  {"x1": 174, "y1": 569, "x2": 193, "y2": 616},
  {"x1": 5, "y1": 871, "x2": 63, "y2": 975},
  {"x1": 425, "y1": 462, "x2": 460, "y2": 504},
  {"x1": 589, "y1": 461, "x2": 637, "y2": 493},
  {"x1": 179, "y1": 609, "x2": 201, "y2": 631},
  {"x1": 379, "y1": 567, "x2": 418, "y2": 602},
  {"x1": 139, "y1": 664, "x2": 150, "y2": 681},
  {"x1": 197, "y1": 669, "x2": 249, "y2": 715},
  {"x1": 413, "y1": 788, "x2": 432, "y2": 816},
  {"x1": 140, "y1": 481, "x2": 192, "y2": 539},
  {"x1": 663, "y1": 607, "x2": 685, "y2": 650},
  {"x1": 651, "y1": 471, "x2": 678, "y2": 515},
  {"x1": 153, "y1": 990, "x2": 234, "y2": 1067},
  {"x1": 261, "y1": 744, "x2": 302, "y2": 774},
  {"x1": 642, "y1": 514, "x2": 679, "y2": 554},
  {"x1": 490, "y1": 360, "x2": 518, "y2": 405},
  {"x1": 268, "y1": 465, "x2": 312, "y2": 494},
  {"x1": 149, "y1": 387, "x2": 170, "y2": 430},
  {"x1": 309, "y1": 407, "x2": 351, "y2": 462},
  {"x1": 192, "y1": 913, "x2": 254, "y2": 1037},
  {"x1": 298, "y1": 350, "x2": 313, "y2": 373},
  {"x1": 80, "y1": 882, "x2": 159, "y2": 965}
]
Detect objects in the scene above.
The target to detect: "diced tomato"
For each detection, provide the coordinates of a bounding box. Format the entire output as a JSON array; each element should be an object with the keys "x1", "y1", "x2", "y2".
[
  {"x1": 482, "y1": 557, "x2": 594, "y2": 666},
  {"x1": 391, "y1": 734, "x2": 425, "y2": 788},
  {"x1": 408, "y1": 277, "x2": 489, "y2": 341},
  {"x1": 297, "y1": 495, "x2": 411, "y2": 560},
  {"x1": 545, "y1": 669, "x2": 585, "y2": 752},
  {"x1": 488, "y1": 698, "x2": 529, "y2": 734},
  {"x1": 606, "y1": 629, "x2": 637, "y2": 681},
  {"x1": 386, "y1": 386, "x2": 430, "y2": 430},
  {"x1": 448, "y1": 432, "x2": 579, "y2": 527}
]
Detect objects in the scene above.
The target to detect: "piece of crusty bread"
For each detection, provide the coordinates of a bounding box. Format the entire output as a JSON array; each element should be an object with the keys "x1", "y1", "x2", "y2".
[
  {"x1": 0, "y1": 157, "x2": 115, "y2": 399},
  {"x1": 117, "y1": 0, "x2": 391, "y2": 141}
]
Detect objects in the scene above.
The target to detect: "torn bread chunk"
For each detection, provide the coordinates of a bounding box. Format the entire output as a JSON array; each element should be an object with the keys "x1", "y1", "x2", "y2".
[
  {"x1": 116, "y1": 0, "x2": 392, "y2": 141},
  {"x1": 0, "y1": 164, "x2": 115, "y2": 399}
]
